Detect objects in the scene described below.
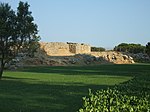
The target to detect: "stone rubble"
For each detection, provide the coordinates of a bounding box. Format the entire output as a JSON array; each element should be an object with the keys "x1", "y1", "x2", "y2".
[{"x1": 22, "y1": 51, "x2": 135, "y2": 66}]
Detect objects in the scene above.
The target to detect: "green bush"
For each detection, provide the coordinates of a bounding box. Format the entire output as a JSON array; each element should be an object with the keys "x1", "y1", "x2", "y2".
[
  {"x1": 78, "y1": 88, "x2": 150, "y2": 112},
  {"x1": 91, "y1": 47, "x2": 106, "y2": 52},
  {"x1": 146, "y1": 42, "x2": 150, "y2": 57},
  {"x1": 114, "y1": 43, "x2": 146, "y2": 54}
]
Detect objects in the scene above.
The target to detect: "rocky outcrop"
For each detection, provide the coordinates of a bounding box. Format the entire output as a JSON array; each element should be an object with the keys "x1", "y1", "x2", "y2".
[
  {"x1": 22, "y1": 51, "x2": 134, "y2": 66},
  {"x1": 90, "y1": 51, "x2": 134, "y2": 64},
  {"x1": 123, "y1": 53, "x2": 150, "y2": 63},
  {"x1": 23, "y1": 54, "x2": 110, "y2": 66}
]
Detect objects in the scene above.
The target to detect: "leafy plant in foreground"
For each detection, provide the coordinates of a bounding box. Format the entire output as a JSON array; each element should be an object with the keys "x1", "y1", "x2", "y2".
[{"x1": 78, "y1": 88, "x2": 150, "y2": 112}]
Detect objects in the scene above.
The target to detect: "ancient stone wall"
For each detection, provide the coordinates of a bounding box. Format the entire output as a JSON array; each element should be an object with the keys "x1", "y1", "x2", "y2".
[
  {"x1": 80, "y1": 43, "x2": 91, "y2": 54},
  {"x1": 68, "y1": 43, "x2": 77, "y2": 54},
  {"x1": 38, "y1": 42, "x2": 91, "y2": 56},
  {"x1": 67, "y1": 42, "x2": 91, "y2": 54},
  {"x1": 8, "y1": 42, "x2": 136, "y2": 69},
  {"x1": 38, "y1": 42, "x2": 134, "y2": 63}
]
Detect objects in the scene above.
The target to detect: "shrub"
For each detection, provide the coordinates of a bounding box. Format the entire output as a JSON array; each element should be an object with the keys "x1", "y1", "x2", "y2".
[
  {"x1": 78, "y1": 88, "x2": 150, "y2": 112},
  {"x1": 91, "y1": 47, "x2": 106, "y2": 52},
  {"x1": 146, "y1": 42, "x2": 150, "y2": 57},
  {"x1": 114, "y1": 43, "x2": 146, "y2": 54}
]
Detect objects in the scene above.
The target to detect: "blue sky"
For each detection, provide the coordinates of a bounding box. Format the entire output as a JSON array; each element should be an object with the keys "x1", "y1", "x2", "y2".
[{"x1": 1, "y1": 0, "x2": 150, "y2": 48}]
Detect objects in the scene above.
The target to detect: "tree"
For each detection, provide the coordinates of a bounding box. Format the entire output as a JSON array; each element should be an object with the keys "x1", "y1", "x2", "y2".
[
  {"x1": 146, "y1": 42, "x2": 150, "y2": 57},
  {"x1": 0, "y1": 1, "x2": 39, "y2": 79},
  {"x1": 114, "y1": 43, "x2": 146, "y2": 54},
  {"x1": 91, "y1": 47, "x2": 106, "y2": 52},
  {"x1": 0, "y1": 3, "x2": 16, "y2": 79}
]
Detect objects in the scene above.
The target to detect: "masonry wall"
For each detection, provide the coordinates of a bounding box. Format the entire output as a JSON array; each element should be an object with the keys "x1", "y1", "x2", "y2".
[
  {"x1": 68, "y1": 43, "x2": 77, "y2": 54},
  {"x1": 80, "y1": 44, "x2": 91, "y2": 54},
  {"x1": 39, "y1": 42, "x2": 70, "y2": 56},
  {"x1": 39, "y1": 42, "x2": 91, "y2": 56}
]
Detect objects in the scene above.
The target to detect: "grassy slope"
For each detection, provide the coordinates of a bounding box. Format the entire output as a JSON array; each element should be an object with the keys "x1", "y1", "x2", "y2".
[{"x1": 0, "y1": 64, "x2": 150, "y2": 112}]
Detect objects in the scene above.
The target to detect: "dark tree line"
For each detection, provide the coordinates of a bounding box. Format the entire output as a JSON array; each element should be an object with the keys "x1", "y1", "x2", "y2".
[
  {"x1": 91, "y1": 47, "x2": 106, "y2": 52},
  {"x1": 146, "y1": 42, "x2": 150, "y2": 56},
  {"x1": 114, "y1": 43, "x2": 147, "y2": 54},
  {"x1": 0, "y1": 1, "x2": 39, "y2": 79}
]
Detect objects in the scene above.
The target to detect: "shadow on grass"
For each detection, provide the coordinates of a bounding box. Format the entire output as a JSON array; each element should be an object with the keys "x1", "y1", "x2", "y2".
[
  {"x1": 19, "y1": 64, "x2": 150, "y2": 76},
  {"x1": 1, "y1": 64, "x2": 150, "y2": 112},
  {"x1": 3, "y1": 76, "x2": 38, "y2": 81},
  {"x1": 0, "y1": 79, "x2": 109, "y2": 112},
  {"x1": 118, "y1": 72, "x2": 150, "y2": 97}
]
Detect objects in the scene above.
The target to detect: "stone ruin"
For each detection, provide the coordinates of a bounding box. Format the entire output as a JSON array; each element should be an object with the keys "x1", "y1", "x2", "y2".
[
  {"x1": 38, "y1": 42, "x2": 91, "y2": 56},
  {"x1": 25, "y1": 42, "x2": 135, "y2": 66},
  {"x1": 7, "y1": 42, "x2": 136, "y2": 69}
]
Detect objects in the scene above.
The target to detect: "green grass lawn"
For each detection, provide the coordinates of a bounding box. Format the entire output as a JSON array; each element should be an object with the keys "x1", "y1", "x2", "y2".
[{"x1": 0, "y1": 64, "x2": 150, "y2": 112}]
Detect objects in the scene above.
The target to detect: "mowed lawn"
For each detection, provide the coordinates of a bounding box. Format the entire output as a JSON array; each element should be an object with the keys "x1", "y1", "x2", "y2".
[{"x1": 0, "y1": 64, "x2": 150, "y2": 112}]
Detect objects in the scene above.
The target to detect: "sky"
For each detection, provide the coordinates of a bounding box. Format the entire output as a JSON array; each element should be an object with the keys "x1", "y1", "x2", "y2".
[{"x1": 1, "y1": 0, "x2": 150, "y2": 49}]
